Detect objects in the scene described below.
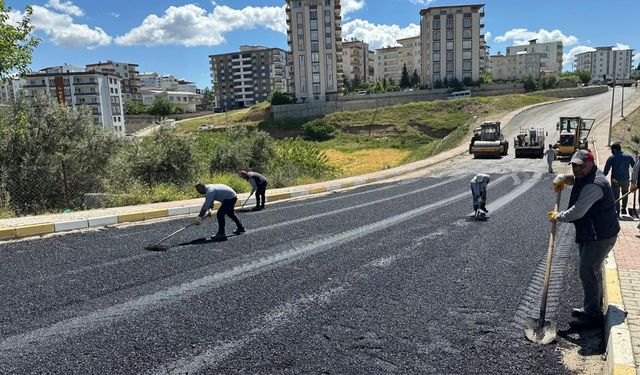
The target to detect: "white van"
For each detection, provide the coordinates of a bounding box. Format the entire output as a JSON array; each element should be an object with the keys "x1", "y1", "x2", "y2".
[{"x1": 447, "y1": 90, "x2": 471, "y2": 99}]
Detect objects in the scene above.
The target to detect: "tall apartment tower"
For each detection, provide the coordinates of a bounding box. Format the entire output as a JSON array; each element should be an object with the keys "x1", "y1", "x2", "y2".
[
  {"x1": 85, "y1": 61, "x2": 141, "y2": 102},
  {"x1": 286, "y1": 0, "x2": 344, "y2": 101},
  {"x1": 420, "y1": 4, "x2": 486, "y2": 87},
  {"x1": 506, "y1": 39, "x2": 563, "y2": 75},
  {"x1": 398, "y1": 35, "x2": 422, "y2": 81},
  {"x1": 574, "y1": 47, "x2": 634, "y2": 83},
  {"x1": 342, "y1": 39, "x2": 371, "y2": 84},
  {"x1": 375, "y1": 46, "x2": 402, "y2": 83},
  {"x1": 209, "y1": 45, "x2": 291, "y2": 110}
]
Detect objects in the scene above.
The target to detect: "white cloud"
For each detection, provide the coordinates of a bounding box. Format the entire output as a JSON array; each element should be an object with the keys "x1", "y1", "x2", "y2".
[
  {"x1": 494, "y1": 28, "x2": 578, "y2": 46},
  {"x1": 562, "y1": 45, "x2": 595, "y2": 70},
  {"x1": 27, "y1": 5, "x2": 111, "y2": 48},
  {"x1": 111, "y1": 12, "x2": 120, "y2": 18},
  {"x1": 633, "y1": 53, "x2": 640, "y2": 67},
  {"x1": 115, "y1": 4, "x2": 287, "y2": 47},
  {"x1": 613, "y1": 43, "x2": 631, "y2": 50},
  {"x1": 484, "y1": 31, "x2": 492, "y2": 42},
  {"x1": 409, "y1": 0, "x2": 436, "y2": 4},
  {"x1": 45, "y1": 0, "x2": 84, "y2": 17},
  {"x1": 342, "y1": 19, "x2": 419, "y2": 50},
  {"x1": 342, "y1": 0, "x2": 365, "y2": 16}
]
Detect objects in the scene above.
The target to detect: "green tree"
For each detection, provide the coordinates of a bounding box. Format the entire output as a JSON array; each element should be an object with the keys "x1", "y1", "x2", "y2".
[
  {"x1": 399, "y1": 64, "x2": 411, "y2": 88},
  {"x1": 410, "y1": 70, "x2": 421, "y2": 87},
  {"x1": 123, "y1": 100, "x2": 148, "y2": 115},
  {"x1": 149, "y1": 97, "x2": 174, "y2": 119},
  {"x1": 480, "y1": 70, "x2": 493, "y2": 84},
  {"x1": 0, "y1": 2, "x2": 40, "y2": 79},
  {"x1": 462, "y1": 77, "x2": 474, "y2": 87},
  {"x1": 303, "y1": 119, "x2": 336, "y2": 141},
  {"x1": 522, "y1": 75, "x2": 537, "y2": 92},
  {"x1": 433, "y1": 79, "x2": 443, "y2": 89},
  {"x1": 267, "y1": 90, "x2": 294, "y2": 105},
  {"x1": 201, "y1": 87, "x2": 215, "y2": 110},
  {"x1": 351, "y1": 74, "x2": 362, "y2": 91},
  {"x1": 209, "y1": 127, "x2": 275, "y2": 174},
  {"x1": 0, "y1": 93, "x2": 120, "y2": 214},
  {"x1": 343, "y1": 76, "x2": 351, "y2": 93},
  {"x1": 576, "y1": 70, "x2": 592, "y2": 85}
]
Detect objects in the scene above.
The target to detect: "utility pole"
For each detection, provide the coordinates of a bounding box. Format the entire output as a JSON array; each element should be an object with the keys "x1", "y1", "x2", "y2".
[
  {"x1": 608, "y1": 51, "x2": 616, "y2": 146},
  {"x1": 621, "y1": 60, "x2": 625, "y2": 117}
]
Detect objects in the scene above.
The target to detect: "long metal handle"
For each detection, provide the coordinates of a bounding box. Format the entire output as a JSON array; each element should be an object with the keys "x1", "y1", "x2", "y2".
[
  {"x1": 539, "y1": 190, "x2": 561, "y2": 322},
  {"x1": 153, "y1": 223, "x2": 194, "y2": 246},
  {"x1": 614, "y1": 190, "x2": 633, "y2": 204},
  {"x1": 241, "y1": 191, "x2": 254, "y2": 209}
]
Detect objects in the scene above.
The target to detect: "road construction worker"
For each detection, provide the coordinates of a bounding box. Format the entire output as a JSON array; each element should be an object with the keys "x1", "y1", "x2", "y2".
[
  {"x1": 194, "y1": 182, "x2": 245, "y2": 241},
  {"x1": 470, "y1": 173, "x2": 490, "y2": 217},
  {"x1": 549, "y1": 149, "x2": 619, "y2": 329},
  {"x1": 240, "y1": 170, "x2": 268, "y2": 211},
  {"x1": 529, "y1": 127, "x2": 537, "y2": 144},
  {"x1": 603, "y1": 143, "x2": 636, "y2": 216},
  {"x1": 543, "y1": 144, "x2": 557, "y2": 173}
]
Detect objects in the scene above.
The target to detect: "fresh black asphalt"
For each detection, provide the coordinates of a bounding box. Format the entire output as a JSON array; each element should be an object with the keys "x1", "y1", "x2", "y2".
[{"x1": 0, "y1": 173, "x2": 598, "y2": 374}]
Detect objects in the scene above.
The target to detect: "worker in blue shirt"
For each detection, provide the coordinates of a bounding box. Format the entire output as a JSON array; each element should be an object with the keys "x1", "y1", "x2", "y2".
[{"x1": 603, "y1": 143, "x2": 636, "y2": 216}]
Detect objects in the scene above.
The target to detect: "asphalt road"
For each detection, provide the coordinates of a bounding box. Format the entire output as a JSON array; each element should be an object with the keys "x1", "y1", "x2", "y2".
[{"x1": 2, "y1": 90, "x2": 639, "y2": 374}]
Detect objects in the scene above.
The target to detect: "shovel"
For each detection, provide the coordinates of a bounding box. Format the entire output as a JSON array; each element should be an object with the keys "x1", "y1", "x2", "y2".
[
  {"x1": 240, "y1": 191, "x2": 254, "y2": 209},
  {"x1": 525, "y1": 190, "x2": 561, "y2": 344},
  {"x1": 145, "y1": 212, "x2": 209, "y2": 251},
  {"x1": 630, "y1": 191, "x2": 638, "y2": 218}
]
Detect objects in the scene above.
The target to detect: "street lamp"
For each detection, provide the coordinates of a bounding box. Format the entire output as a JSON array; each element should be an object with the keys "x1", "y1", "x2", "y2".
[{"x1": 608, "y1": 50, "x2": 616, "y2": 146}]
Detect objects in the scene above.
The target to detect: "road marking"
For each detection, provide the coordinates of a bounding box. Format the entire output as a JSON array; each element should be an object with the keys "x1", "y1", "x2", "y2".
[{"x1": 511, "y1": 173, "x2": 521, "y2": 185}]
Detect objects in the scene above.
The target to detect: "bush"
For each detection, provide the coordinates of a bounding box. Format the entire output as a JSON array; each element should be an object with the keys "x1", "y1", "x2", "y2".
[
  {"x1": 209, "y1": 127, "x2": 276, "y2": 174},
  {"x1": 522, "y1": 75, "x2": 538, "y2": 92},
  {"x1": 302, "y1": 119, "x2": 336, "y2": 141},
  {"x1": 267, "y1": 90, "x2": 294, "y2": 105},
  {"x1": 267, "y1": 138, "x2": 337, "y2": 187}
]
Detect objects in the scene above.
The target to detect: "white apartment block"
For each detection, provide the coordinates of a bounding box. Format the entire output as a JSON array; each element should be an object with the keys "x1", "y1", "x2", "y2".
[
  {"x1": 490, "y1": 53, "x2": 542, "y2": 80},
  {"x1": 139, "y1": 73, "x2": 198, "y2": 93},
  {"x1": 398, "y1": 35, "x2": 422, "y2": 81},
  {"x1": 286, "y1": 0, "x2": 344, "y2": 101},
  {"x1": 420, "y1": 4, "x2": 486, "y2": 87},
  {"x1": 0, "y1": 76, "x2": 25, "y2": 105},
  {"x1": 574, "y1": 47, "x2": 634, "y2": 83},
  {"x1": 506, "y1": 39, "x2": 563, "y2": 75},
  {"x1": 209, "y1": 45, "x2": 290, "y2": 110},
  {"x1": 375, "y1": 46, "x2": 402, "y2": 83},
  {"x1": 367, "y1": 50, "x2": 375, "y2": 83},
  {"x1": 342, "y1": 39, "x2": 371, "y2": 84},
  {"x1": 86, "y1": 60, "x2": 142, "y2": 102},
  {"x1": 141, "y1": 88, "x2": 202, "y2": 113},
  {"x1": 21, "y1": 69, "x2": 126, "y2": 135}
]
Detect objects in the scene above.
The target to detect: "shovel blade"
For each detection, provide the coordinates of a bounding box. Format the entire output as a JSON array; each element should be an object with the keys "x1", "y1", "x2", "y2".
[{"x1": 524, "y1": 317, "x2": 557, "y2": 344}]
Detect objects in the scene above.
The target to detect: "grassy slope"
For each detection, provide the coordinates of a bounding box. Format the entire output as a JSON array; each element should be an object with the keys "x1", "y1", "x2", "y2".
[
  {"x1": 177, "y1": 101, "x2": 269, "y2": 132},
  {"x1": 612, "y1": 104, "x2": 640, "y2": 156}
]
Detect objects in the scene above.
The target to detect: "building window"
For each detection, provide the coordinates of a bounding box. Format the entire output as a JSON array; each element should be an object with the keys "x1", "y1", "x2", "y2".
[
  {"x1": 433, "y1": 73, "x2": 441, "y2": 82},
  {"x1": 463, "y1": 51, "x2": 472, "y2": 60},
  {"x1": 311, "y1": 31, "x2": 318, "y2": 41},
  {"x1": 446, "y1": 62, "x2": 454, "y2": 72},
  {"x1": 446, "y1": 30, "x2": 454, "y2": 40},
  {"x1": 433, "y1": 41, "x2": 440, "y2": 51},
  {"x1": 310, "y1": 11, "x2": 317, "y2": 19},
  {"x1": 446, "y1": 52, "x2": 454, "y2": 61},
  {"x1": 325, "y1": 0, "x2": 331, "y2": 5},
  {"x1": 311, "y1": 52, "x2": 320, "y2": 63},
  {"x1": 433, "y1": 30, "x2": 440, "y2": 40},
  {"x1": 433, "y1": 62, "x2": 440, "y2": 72},
  {"x1": 312, "y1": 74, "x2": 320, "y2": 83},
  {"x1": 313, "y1": 83, "x2": 321, "y2": 94},
  {"x1": 310, "y1": 20, "x2": 318, "y2": 30},
  {"x1": 446, "y1": 19, "x2": 454, "y2": 29},
  {"x1": 446, "y1": 41, "x2": 454, "y2": 50},
  {"x1": 432, "y1": 19, "x2": 440, "y2": 30},
  {"x1": 462, "y1": 40, "x2": 472, "y2": 49},
  {"x1": 463, "y1": 29, "x2": 472, "y2": 39},
  {"x1": 433, "y1": 53, "x2": 440, "y2": 62},
  {"x1": 463, "y1": 17, "x2": 472, "y2": 28}
]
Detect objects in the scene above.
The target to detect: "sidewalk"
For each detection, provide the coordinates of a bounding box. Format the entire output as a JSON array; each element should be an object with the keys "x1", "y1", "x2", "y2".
[{"x1": 591, "y1": 97, "x2": 640, "y2": 375}]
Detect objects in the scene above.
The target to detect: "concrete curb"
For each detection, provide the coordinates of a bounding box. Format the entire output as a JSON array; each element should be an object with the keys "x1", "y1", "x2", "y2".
[{"x1": 0, "y1": 97, "x2": 575, "y2": 242}]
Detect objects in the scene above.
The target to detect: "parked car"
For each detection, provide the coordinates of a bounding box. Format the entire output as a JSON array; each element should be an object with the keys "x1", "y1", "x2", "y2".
[
  {"x1": 198, "y1": 124, "x2": 215, "y2": 131},
  {"x1": 356, "y1": 90, "x2": 368, "y2": 95}
]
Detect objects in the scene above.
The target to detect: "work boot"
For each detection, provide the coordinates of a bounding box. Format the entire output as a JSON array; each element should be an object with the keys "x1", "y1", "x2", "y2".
[
  {"x1": 251, "y1": 206, "x2": 260, "y2": 212},
  {"x1": 211, "y1": 232, "x2": 227, "y2": 241},
  {"x1": 568, "y1": 315, "x2": 603, "y2": 330},
  {"x1": 479, "y1": 204, "x2": 488, "y2": 213},
  {"x1": 571, "y1": 307, "x2": 586, "y2": 317},
  {"x1": 621, "y1": 208, "x2": 627, "y2": 215},
  {"x1": 233, "y1": 227, "x2": 246, "y2": 235}
]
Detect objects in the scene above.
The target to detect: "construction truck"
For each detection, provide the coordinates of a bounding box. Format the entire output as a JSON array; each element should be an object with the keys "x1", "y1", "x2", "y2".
[
  {"x1": 554, "y1": 116, "x2": 595, "y2": 158},
  {"x1": 469, "y1": 121, "x2": 509, "y2": 158},
  {"x1": 514, "y1": 127, "x2": 546, "y2": 158}
]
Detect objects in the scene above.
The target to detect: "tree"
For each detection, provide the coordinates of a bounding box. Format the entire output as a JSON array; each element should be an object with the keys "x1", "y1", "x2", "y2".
[
  {"x1": 148, "y1": 97, "x2": 174, "y2": 119},
  {"x1": 480, "y1": 70, "x2": 493, "y2": 84},
  {"x1": 0, "y1": 2, "x2": 40, "y2": 79},
  {"x1": 433, "y1": 79, "x2": 443, "y2": 89},
  {"x1": 351, "y1": 74, "x2": 362, "y2": 91},
  {"x1": 522, "y1": 75, "x2": 537, "y2": 92},
  {"x1": 200, "y1": 87, "x2": 215, "y2": 110},
  {"x1": 343, "y1": 76, "x2": 351, "y2": 93},
  {"x1": 399, "y1": 64, "x2": 411, "y2": 88},
  {"x1": 463, "y1": 76, "x2": 474, "y2": 87},
  {"x1": 410, "y1": 70, "x2": 421, "y2": 87},
  {"x1": 267, "y1": 90, "x2": 294, "y2": 105},
  {"x1": 576, "y1": 70, "x2": 592, "y2": 85},
  {"x1": 123, "y1": 100, "x2": 148, "y2": 115}
]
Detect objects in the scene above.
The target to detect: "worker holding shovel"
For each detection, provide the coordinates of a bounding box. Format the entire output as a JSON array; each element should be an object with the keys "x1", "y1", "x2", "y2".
[
  {"x1": 194, "y1": 182, "x2": 245, "y2": 241},
  {"x1": 240, "y1": 170, "x2": 268, "y2": 211},
  {"x1": 470, "y1": 173, "x2": 490, "y2": 220},
  {"x1": 547, "y1": 149, "x2": 619, "y2": 329},
  {"x1": 603, "y1": 143, "x2": 635, "y2": 216}
]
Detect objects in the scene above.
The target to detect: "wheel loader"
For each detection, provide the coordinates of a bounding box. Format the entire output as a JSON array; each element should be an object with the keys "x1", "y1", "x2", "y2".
[{"x1": 554, "y1": 116, "x2": 595, "y2": 158}]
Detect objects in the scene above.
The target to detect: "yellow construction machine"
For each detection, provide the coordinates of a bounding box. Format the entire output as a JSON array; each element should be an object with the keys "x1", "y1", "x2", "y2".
[
  {"x1": 554, "y1": 116, "x2": 595, "y2": 158},
  {"x1": 469, "y1": 121, "x2": 509, "y2": 158}
]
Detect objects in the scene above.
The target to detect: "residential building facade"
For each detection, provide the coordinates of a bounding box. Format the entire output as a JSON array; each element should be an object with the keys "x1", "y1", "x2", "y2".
[
  {"x1": 86, "y1": 60, "x2": 142, "y2": 102},
  {"x1": 0, "y1": 76, "x2": 25, "y2": 105},
  {"x1": 490, "y1": 52, "x2": 542, "y2": 80},
  {"x1": 398, "y1": 35, "x2": 422, "y2": 82},
  {"x1": 21, "y1": 69, "x2": 125, "y2": 135},
  {"x1": 367, "y1": 50, "x2": 376, "y2": 83},
  {"x1": 342, "y1": 39, "x2": 371, "y2": 86},
  {"x1": 505, "y1": 39, "x2": 563, "y2": 75},
  {"x1": 574, "y1": 47, "x2": 634, "y2": 83},
  {"x1": 141, "y1": 88, "x2": 202, "y2": 113},
  {"x1": 420, "y1": 4, "x2": 486, "y2": 87},
  {"x1": 286, "y1": 0, "x2": 344, "y2": 101},
  {"x1": 375, "y1": 46, "x2": 402, "y2": 83},
  {"x1": 209, "y1": 45, "x2": 290, "y2": 110},
  {"x1": 138, "y1": 73, "x2": 198, "y2": 93}
]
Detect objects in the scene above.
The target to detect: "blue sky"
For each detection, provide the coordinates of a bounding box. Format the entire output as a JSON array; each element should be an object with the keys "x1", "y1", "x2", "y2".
[{"x1": 5, "y1": 0, "x2": 640, "y2": 89}]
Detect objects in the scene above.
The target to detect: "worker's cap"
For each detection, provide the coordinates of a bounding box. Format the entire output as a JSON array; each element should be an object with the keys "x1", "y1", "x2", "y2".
[
  {"x1": 609, "y1": 142, "x2": 621, "y2": 151},
  {"x1": 569, "y1": 149, "x2": 594, "y2": 165}
]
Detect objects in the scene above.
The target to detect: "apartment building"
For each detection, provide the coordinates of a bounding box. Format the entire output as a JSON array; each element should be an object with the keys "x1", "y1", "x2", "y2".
[
  {"x1": 490, "y1": 52, "x2": 542, "y2": 80},
  {"x1": 375, "y1": 46, "x2": 402, "y2": 83},
  {"x1": 209, "y1": 45, "x2": 290, "y2": 110},
  {"x1": 286, "y1": 0, "x2": 344, "y2": 101},
  {"x1": 420, "y1": 4, "x2": 486, "y2": 87},
  {"x1": 398, "y1": 35, "x2": 422, "y2": 81},
  {"x1": 139, "y1": 72, "x2": 198, "y2": 93},
  {"x1": 367, "y1": 50, "x2": 376, "y2": 83},
  {"x1": 85, "y1": 61, "x2": 142, "y2": 102},
  {"x1": 21, "y1": 68, "x2": 125, "y2": 135},
  {"x1": 342, "y1": 39, "x2": 371, "y2": 84},
  {"x1": 141, "y1": 88, "x2": 202, "y2": 113},
  {"x1": 574, "y1": 46, "x2": 634, "y2": 83},
  {"x1": 506, "y1": 39, "x2": 563, "y2": 75},
  {"x1": 0, "y1": 76, "x2": 25, "y2": 105}
]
